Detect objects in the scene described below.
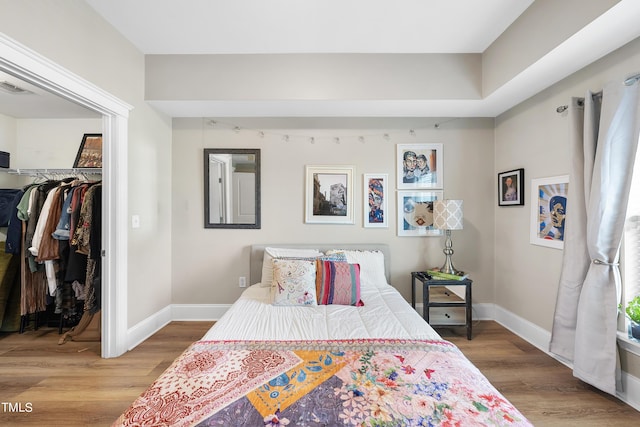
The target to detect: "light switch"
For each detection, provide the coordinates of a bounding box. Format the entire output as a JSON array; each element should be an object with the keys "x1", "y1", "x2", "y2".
[{"x1": 131, "y1": 214, "x2": 140, "y2": 229}]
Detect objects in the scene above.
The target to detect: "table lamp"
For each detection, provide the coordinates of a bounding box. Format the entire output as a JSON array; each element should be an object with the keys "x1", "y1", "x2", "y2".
[{"x1": 433, "y1": 199, "x2": 464, "y2": 275}]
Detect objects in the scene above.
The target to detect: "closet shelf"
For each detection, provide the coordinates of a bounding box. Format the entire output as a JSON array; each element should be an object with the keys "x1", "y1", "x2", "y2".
[{"x1": 3, "y1": 168, "x2": 102, "y2": 176}]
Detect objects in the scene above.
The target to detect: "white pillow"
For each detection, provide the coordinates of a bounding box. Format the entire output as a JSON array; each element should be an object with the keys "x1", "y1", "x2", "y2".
[
  {"x1": 271, "y1": 259, "x2": 317, "y2": 306},
  {"x1": 325, "y1": 249, "x2": 387, "y2": 288},
  {"x1": 260, "y1": 247, "x2": 323, "y2": 287}
]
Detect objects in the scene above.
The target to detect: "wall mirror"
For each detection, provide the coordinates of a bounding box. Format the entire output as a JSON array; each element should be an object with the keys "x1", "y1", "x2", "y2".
[{"x1": 204, "y1": 148, "x2": 261, "y2": 229}]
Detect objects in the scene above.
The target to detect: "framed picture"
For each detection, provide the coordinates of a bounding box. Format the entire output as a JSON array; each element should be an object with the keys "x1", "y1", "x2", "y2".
[
  {"x1": 305, "y1": 165, "x2": 355, "y2": 224},
  {"x1": 530, "y1": 175, "x2": 569, "y2": 249},
  {"x1": 498, "y1": 168, "x2": 525, "y2": 206},
  {"x1": 397, "y1": 190, "x2": 444, "y2": 236},
  {"x1": 363, "y1": 173, "x2": 388, "y2": 228},
  {"x1": 73, "y1": 133, "x2": 102, "y2": 168},
  {"x1": 396, "y1": 143, "x2": 443, "y2": 189}
]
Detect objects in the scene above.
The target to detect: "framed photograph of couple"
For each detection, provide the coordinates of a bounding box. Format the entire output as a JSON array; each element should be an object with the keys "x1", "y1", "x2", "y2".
[
  {"x1": 305, "y1": 165, "x2": 354, "y2": 224},
  {"x1": 530, "y1": 175, "x2": 569, "y2": 250},
  {"x1": 363, "y1": 173, "x2": 388, "y2": 228},
  {"x1": 396, "y1": 143, "x2": 443, "y2": 189},
  {"x1": 397, "y1": 190, "x2": 444, "y2": 237},
  {"x1": 498, "y1": 168, "x2": 525, "y2": 206}
]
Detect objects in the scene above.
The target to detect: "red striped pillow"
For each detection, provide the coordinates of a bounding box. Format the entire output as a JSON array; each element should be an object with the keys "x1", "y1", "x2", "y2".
[{"x1": 315, "y1": 260, "x2": 363, "y2": 306}]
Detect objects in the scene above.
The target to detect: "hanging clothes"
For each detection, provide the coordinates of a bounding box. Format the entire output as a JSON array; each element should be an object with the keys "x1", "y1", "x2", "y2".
[
  {"x1": 5, "y1": 178, "x2": 102, "y2": 326},
  {"x1": 5, "y1": 188, "x2": 26, "y2": 254},
  {"x1": 72, "y1": 183, "x2": 102, "y2": 314}
]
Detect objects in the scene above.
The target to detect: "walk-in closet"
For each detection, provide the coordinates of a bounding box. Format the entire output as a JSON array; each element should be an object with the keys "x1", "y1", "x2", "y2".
[{"x1": 0, "y1": 71, "x2": 104, "y2": 347}]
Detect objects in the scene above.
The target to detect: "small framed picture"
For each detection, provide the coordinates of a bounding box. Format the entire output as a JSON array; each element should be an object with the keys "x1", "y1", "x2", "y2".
[
  {"x1": 397, "y1": 190, "x2": 444, "y2": 236},
  {"x1": 305, "y1": 165, "x2": 355, "y2": 224},
  {"x1": 530, "y1": 175, "x2": 569, "y2": 249},
  {"x1": 73, "y1": 133, "x2": 102, "y2": 168},
  {"x1": 498, "y1": 168, "x2": 525, "y2": 206},
  {"x1": 396, "y1": 143, "x2": 443, "y2": 189},
  {"x1": 363, "y1": 173, "x2": 388, "y2": 228}
]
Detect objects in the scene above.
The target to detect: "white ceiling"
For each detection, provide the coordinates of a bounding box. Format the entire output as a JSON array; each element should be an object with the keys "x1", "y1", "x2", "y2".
[
  {"x1": 83, "y1": 0, "x2": 640, "y2": 119},
  {"x1": 0, "y1": 71, "x2": 100, "y2": 119},
  {"x1": 84, "y1": 0, "x2": 533, "y2": 54},
  {"x1": 3, "y1": 1, "x2": 640, "y2": 120}
]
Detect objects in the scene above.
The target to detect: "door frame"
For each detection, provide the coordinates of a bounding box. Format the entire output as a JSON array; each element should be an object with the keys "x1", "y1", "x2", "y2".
[{"x1": 0, "y1": 33, "x2": 131, "y2": 358}]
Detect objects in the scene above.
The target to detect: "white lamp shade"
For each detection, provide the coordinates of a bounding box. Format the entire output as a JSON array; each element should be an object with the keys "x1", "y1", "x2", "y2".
[{"x1": 433, "y1": 200, "x2": 463, "y2": 230}]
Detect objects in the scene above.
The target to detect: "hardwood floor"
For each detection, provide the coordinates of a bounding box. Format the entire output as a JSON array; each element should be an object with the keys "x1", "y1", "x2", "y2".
[
  {"x1": 0, "y1": 321, "x2": 213, "y2": 426},
  {"x1": 441, "y1": 321, "x2": 639, "y2": 426},
  {"x1": 0, "y1": 320, "x2": 637, "y2": 426}
]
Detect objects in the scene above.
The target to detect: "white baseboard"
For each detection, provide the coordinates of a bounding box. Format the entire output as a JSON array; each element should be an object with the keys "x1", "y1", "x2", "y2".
[
  {"x1": 489, "y1": 303, "x2": 640, "y2": 412},
  {"x1": 620, "y1": 370, "x2": 640, "y2": 411},
  {"x1": 171, "y1": 304, "x2": 231, "y2": 321},
  {"x1": 125, "y1": 304, "x2": 231, "y2": 351},
  {"x1": 126, "y1": 305, "x2": 172, "y2": 351},
  {"x1": 129, "y1": 302, "x2": 640, "y2": 411},
  {"x1": 492, "y1": 304, "x2": 553, "y2": 354}
]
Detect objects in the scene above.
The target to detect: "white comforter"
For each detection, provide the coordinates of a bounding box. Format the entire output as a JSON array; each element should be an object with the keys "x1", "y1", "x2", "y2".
[{"x1": 202, "y1": 283, "x2": 440, "y2": 341}]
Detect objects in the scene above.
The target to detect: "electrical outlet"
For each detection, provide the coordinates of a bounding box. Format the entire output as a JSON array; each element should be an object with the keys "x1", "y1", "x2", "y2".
[
  {"x1": 239, "y1": 276, "x2": 247, "y2": 288},
  {"x1": 131, "y1": 214, "x2": 140, "y2": 229}
]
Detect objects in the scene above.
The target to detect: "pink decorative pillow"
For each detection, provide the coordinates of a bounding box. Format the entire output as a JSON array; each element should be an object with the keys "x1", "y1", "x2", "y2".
[{"x1": 316, "y1": 260, "x2": 363, "y2": 306}]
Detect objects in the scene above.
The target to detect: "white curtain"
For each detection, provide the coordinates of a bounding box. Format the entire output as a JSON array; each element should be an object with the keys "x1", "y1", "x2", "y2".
[{"x1": 550, "y1": 78, "x2": 640, "y2": 395}]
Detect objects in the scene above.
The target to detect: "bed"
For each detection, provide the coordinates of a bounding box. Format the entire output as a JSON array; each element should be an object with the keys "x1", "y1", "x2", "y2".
[{"x1": 113, "y1": 244, "x2": 532, "y2": 427}]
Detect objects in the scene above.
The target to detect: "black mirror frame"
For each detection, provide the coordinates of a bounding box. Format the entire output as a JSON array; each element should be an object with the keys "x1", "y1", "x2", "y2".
[{"x1": 204, "y1": 148, "x2": 261, "y2": 229}]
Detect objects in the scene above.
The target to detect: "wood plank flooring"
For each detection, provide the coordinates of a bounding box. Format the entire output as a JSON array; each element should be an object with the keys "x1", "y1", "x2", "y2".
[
  {"x1": 0, "y1": 321, "x2": 213, "y2": 426},
  {"x1": 441, "y1": 321, "x2": 639, "y2": 426},
  {"x1": 0, "y1": 320, "x2": 637, "y2": 426}
]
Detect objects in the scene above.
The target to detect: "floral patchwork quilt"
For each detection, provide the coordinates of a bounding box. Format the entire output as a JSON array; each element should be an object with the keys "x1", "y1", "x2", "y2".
[{"x1": 113, "y1": 339, "x2": 532, "y2": 427}]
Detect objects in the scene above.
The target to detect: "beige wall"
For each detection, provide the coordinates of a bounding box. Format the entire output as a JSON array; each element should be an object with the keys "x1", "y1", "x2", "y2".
[
  {"x1": 171, "y1": 118, "x2": 496, "y2": 305},
  {"x1": 146, "y1": 53, "x2": 482, "y2": 102},
  {"x1": 15, "y1": 119, "x2": 102, "y2": 168},
  {"x1": 1, "y1": 0, "x2": 638, "y2": 382},
  {"x1": 0, "y1": 0, "x2": 173, "y2": 327},
  {"x1": 0, "y1": 113, "x2": 16, "y2": 175},
  {"x1": 494, "y1": 36, "x2": 640, "y2": 377}
]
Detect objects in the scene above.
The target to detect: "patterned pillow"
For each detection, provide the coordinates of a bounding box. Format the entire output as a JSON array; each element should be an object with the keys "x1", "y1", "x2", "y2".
[
  {"x1": 260, "y1": 247, "x2": 323, "y2": 288},
  {"x1": 315, "y1": 260, "x2": 363, "y2": 306},
  {"x1": 325, "y1": 249, "x2": 387, "y2": 289},
  {"x1": 271, "y1": 259, "x2": 318, "y2": 306}
]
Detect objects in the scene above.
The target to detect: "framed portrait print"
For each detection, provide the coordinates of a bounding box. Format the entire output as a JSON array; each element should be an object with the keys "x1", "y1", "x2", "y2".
[
  {"x1": 305, "y1": 165, "x2": 354, "y2": 224},
  {"x1": 396, "y1": 143, "x2": 443, "y2": 189},
  {"x1": 530, "y1": 175, "x2": 569, "y2": 249},
  {"x1": 498, "y1": 168, "x2": 525, "y2": 206},
  {"x1": 73, "y1": 133, "x2": 102, "y2": 168},
  {"x1": 363, "y1": 173, "x2": 388, "y2": 228},
  {"x1": 397, "y1": 190, "x2": 444, "y2": 236}
]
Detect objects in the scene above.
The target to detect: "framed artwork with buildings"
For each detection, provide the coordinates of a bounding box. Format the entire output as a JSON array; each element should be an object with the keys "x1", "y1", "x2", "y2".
[
  {"x1": 530, "y1": 175, "x2": 569, "y2": 249},
  {"x1": 363, "y1": 173, "x2": 388, "y2": 228},
  {"x1": 305, "y1": 165, "x2": 354, "y2": 224},
  {"x1": 498, "y1": 168, "x2": 525, "y2": 206},
  {"x1": 397, "y1": 190, "x2": 444, "y2": 236},
  {"x1": 396, "y1": 143, "x2": 443, "y2": 190}
]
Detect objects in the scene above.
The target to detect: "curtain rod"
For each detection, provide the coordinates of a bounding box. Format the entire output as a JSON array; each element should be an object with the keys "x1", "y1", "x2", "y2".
[
  {"x1": 556, "y1": 99, "x2": 583, "y2": 114},
  {"x1": 624, "y1": 72, "x2": 640, "y2": 86},
  {"x1": 556, "y1": 73, "x2": 640, "y2": 113}
]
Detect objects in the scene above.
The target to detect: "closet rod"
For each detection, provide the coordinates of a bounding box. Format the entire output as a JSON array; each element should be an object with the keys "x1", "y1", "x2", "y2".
[
  {"x1": 557, "y1": 73, "x2": 640, "y2": 113},
  {"x1": 4, "y1": 168, "x2": 102, "y2": 176}
]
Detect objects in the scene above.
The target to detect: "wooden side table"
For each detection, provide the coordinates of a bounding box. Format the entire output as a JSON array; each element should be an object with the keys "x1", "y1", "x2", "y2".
[{"x1": 411, "y1": 272, "x2": 473, "y2": 339}]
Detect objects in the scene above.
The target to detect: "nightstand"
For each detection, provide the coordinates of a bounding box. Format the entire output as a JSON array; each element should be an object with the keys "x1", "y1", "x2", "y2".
[{"x1": 411, "y1": 272, "x2": 473, "y2": 339}]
